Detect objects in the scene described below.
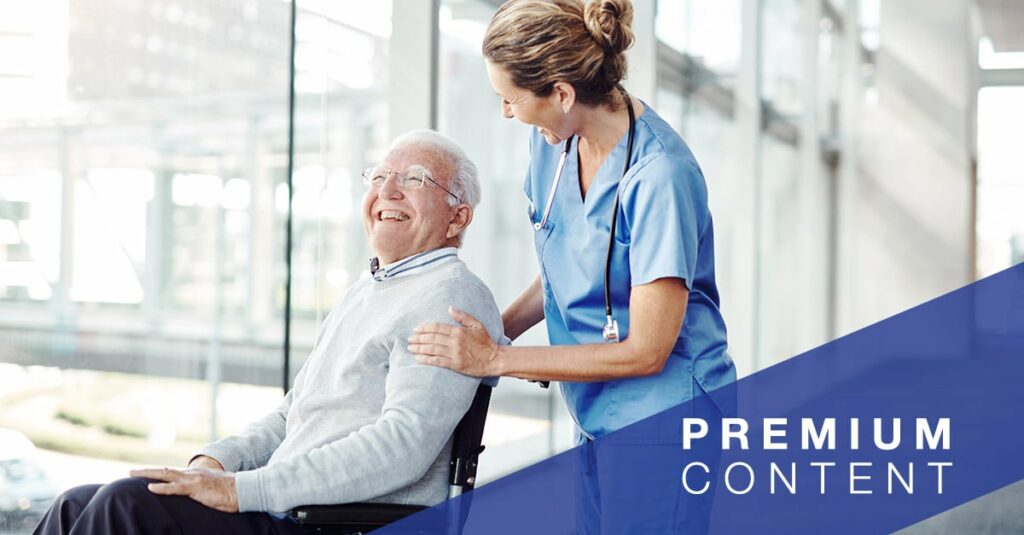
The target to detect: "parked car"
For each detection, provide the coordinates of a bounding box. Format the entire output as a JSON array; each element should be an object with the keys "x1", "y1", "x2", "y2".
[{"x1": 0, "y1": 429, "x2": 58, "y2": 528}]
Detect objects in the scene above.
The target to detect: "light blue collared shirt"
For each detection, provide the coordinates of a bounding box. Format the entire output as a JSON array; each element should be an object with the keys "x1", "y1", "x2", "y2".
[{"x1": 371, "y1": 247, "x2": 460, "y2": 282}]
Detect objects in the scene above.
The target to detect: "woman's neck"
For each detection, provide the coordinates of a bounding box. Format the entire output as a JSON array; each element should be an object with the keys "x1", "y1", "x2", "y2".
[{"x1": 575, "y1": 95, "x2": 639, "y2": 160}]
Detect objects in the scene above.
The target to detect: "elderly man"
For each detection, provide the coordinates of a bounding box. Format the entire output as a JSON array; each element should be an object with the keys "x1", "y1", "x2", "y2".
[{"x1": 34, "y1": 130, "x2": 503, "y2": 535}]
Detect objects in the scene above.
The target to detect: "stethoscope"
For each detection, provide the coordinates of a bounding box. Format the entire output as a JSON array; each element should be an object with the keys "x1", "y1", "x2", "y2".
[{"x1": 534, "y1": 88, "x2": 636, "y2": 344}]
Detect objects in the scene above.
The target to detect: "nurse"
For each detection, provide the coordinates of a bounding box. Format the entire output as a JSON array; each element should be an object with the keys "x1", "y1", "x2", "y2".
[{"x1": 410, "y1": 0, "x2": 735, "y2": 443}]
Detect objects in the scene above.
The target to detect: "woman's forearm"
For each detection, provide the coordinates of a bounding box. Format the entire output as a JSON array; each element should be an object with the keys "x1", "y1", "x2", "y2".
[
  {"x1": 493, "y1": 340, "x2": 659, "y2": 382},
  {"x1": 493, "y1": 278, "x2": 689, "y2": 382},
  {"x1": 412, "y1": 279, "x2": 688, "y2": 382},
  {"x1": 501, "y1": 275, "x2": 545, "y2": 341}
]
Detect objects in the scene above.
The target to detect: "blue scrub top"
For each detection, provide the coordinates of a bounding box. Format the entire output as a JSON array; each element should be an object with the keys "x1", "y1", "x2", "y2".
[{"x1": 524, "y1": 104, "x2": 736, "y2": 441}]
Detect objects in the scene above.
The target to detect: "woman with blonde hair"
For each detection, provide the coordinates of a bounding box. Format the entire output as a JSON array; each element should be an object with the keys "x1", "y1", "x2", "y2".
[{"x1": 411, "y1": 0, "x2": 734, "y2": 528}]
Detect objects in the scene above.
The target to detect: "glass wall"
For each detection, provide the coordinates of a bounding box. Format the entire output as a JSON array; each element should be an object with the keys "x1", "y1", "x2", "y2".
[
  {"x1": 287, "y1": 1, "x2": 393, "y2": 371},
  {"x1": 680, "y1": 99, "x2": 741, "y2": 331},
  {"x1": 654, "y1": 0, "x2": 745, "y2": 367},
  {"x1": 655, "y1": 0, "x2": 741, "y2": 86},
  {"x1": 976, "y1": 86, "x2": 1024, "y2": 278},
  {"x1": 655, "y1": 0, "x2": 856, "y2": 369},
  {"x1": 438, "y1": 0, "x2": 573, "y2": 477},
  {"x1": 755, "y1": 135, "x2": 801, "y2": 364},
  {"x1": 760, "y1": 0, "x2": 804, "y2": 120},
  {"x1": 0, "y1": 1, "x2": 292, "y2": 529}
]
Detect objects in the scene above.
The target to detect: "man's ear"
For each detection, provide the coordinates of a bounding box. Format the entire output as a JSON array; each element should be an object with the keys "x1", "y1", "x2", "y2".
[
  {"x1": 447, "y1": 204, "x2": 473, "y2": 240},
  {"x1": 552, "y1": 81, "x2": 576, "y2": 114}
]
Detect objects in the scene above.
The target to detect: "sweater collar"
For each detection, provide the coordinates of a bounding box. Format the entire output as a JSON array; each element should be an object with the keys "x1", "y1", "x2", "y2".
[{"x1": 369, "y1": 247, "x2": 459, "y2": 282}]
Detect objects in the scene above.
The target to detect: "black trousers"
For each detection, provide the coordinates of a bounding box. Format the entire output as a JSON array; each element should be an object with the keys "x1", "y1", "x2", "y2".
[{"x1": 33, "y1": 477, "x2": 313, "y2": 535}]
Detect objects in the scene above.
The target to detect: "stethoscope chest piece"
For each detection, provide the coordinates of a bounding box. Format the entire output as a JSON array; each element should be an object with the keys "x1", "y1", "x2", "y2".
[{"x1": 603, "y1": 317, "x2": 620, "y2": 343}]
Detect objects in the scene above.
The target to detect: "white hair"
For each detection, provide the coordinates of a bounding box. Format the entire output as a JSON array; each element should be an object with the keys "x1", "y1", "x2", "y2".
[{"x1": 388, "y1": 129, "x2": 481, "y2": 209}]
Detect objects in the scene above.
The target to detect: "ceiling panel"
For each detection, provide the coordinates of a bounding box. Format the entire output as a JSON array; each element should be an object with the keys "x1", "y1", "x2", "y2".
[{"x1": 979, "y1": 0, "x2": 1024, "y2": 52}]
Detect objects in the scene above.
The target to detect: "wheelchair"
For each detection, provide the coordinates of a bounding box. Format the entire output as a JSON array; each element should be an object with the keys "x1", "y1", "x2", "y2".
[{"x1": 289, "y1": 383, "x2": 492, "y2": 534}]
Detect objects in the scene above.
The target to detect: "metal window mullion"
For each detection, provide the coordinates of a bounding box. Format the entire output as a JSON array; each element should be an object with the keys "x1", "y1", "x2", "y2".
[
  {"x1": 834, "y1": 0, "x2": 862, "y2": 337},
  {"x1": 739, "y1": 0, "x2": 764, "y2": 373},
  {"x1": 283, "y1": 0, "x2": 298, "y2": 394}
]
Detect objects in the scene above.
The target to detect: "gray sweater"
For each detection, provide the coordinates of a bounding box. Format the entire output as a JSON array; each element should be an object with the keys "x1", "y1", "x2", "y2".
[{"x1": 196, "y1": 251, "x2": 502, "y2": 513}]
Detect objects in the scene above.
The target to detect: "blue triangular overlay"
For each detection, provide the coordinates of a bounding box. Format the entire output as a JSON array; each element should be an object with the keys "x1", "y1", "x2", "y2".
[{"x1": 380, "y1": 263, "x2": 1024, "y2": 534}]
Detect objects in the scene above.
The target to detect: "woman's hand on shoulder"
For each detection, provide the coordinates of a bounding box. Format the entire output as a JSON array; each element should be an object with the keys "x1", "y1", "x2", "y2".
[{"x1": 409, "y1": 307, "x2": 501, "y2": 377}]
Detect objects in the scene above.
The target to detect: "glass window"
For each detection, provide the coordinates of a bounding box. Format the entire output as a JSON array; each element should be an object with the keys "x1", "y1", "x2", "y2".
[
  {"x1": 0, "y1": 1, "x2": 292, "y2": 525},
  {"x1": 817, "y1": 15, "x2": 842, "y2": 141},
  {"x1": 760, "y1": 0, "x2": 804, "y2": 119},
  {"x1": 756, "y1": 136, "x2": 801, "y2": 367},
  {"x1": 289, "y1": 1, "x2": 393, "y2": 374},
  {"x1": 978, "y1": 37, "x2": 1024, "y2": 70},
  {"x1": 438, "y1": 0, "x2": 575, "y2": 480},
  {"x1": 859, "y1": 0, "x2": 880, "y2": 53},
  {"x1": 976, "y1": 87, "x2": 1024, "y2": 278},
  {"x1": 656, "y1": 0, "x2": 742, "y2": 83},
  {"x1": 654, "y1": 86, "x2": 687, "y2": 134},
  {"x1": 680, "y1": 99, "x2": 739, "y2": 307}
]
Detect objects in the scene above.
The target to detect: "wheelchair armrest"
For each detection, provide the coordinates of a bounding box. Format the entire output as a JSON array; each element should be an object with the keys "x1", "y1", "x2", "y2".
[{"x1": 290, "y1": 503, "x2": 427, "y2": 527}]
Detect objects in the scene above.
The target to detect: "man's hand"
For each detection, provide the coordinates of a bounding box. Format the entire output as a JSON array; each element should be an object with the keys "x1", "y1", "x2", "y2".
[
  {"x1": 129, "y1": 467, "x2": 239, "y2": 513},
  {"x1": 187, "y1": 455, "x2": 225, "y2": 472}
]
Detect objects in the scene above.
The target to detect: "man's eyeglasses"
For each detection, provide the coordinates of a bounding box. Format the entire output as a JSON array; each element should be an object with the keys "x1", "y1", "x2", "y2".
[{"x1": 362, "y1": 165, "x2": 460, "y2": 203}]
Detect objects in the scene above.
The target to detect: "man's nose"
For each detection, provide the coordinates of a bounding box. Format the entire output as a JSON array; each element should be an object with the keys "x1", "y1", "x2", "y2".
[
  {"x1": 501, "y1": 101, "x2": 514, "y2": 119},
  {"x1": 378, "y1": 174, "x2": 403, "y2": 199}
]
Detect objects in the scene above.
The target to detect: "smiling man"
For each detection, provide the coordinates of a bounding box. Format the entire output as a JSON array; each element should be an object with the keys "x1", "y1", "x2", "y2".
[{"x1": 33, "y1": 130, "x2": 504, "y2": 535}]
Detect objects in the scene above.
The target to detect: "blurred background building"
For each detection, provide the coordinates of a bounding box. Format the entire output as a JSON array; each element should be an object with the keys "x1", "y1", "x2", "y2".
[{"x1": 0, "y1": 0, "x2": 1022, "y2": 531}]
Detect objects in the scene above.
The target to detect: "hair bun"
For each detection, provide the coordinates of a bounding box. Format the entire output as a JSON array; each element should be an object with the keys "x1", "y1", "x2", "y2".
[{"x1": 583, "y1": 0, "x2": 634, "y2": 54}]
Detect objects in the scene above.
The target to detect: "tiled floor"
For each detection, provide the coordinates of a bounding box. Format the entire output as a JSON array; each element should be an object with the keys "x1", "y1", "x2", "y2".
[{"x1": 898, "y1": 479, "x2": 1024, "y2": 534}]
